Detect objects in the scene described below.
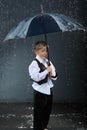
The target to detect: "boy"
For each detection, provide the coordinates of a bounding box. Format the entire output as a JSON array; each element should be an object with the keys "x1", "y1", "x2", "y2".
[{"x1": 28, "y1": 41, "x2": 57, "y2": 130}]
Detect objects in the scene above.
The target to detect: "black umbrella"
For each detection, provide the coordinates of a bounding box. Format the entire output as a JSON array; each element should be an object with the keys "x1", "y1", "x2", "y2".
[
  {"x1": 4, "y1": 13, "x2": 85, "y2": 41},
  {"x1": 4, "y1": 13, "x2": 85, "y2": 64}
]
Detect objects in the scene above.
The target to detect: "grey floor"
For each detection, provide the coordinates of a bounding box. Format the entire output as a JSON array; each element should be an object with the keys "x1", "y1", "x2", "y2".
[{"x1": 0, "y1": 102, "x2": 87, "y2": 130}]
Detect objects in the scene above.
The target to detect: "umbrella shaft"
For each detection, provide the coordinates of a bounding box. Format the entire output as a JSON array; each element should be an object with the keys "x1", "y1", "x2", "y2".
[
  {"x1": 47, "y1": 46, "x2": 50, "y2": 66},
  {"x1": 44, "y1": 34, "x2": 50, "y2": 66}
]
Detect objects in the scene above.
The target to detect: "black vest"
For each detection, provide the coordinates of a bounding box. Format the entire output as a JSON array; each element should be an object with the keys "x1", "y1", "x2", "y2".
[{"x1": 34, "y1": 58, "x2": 48, "y2": 85}]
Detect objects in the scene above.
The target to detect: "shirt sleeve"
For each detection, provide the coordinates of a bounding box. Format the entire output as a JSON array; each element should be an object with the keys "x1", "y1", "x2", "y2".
[{"x1": 28, "y1": 60, "x2": 48, "y2": 82}]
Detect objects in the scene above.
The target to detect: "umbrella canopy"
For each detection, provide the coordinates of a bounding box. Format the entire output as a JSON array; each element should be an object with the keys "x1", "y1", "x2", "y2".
[{"x1": 4, "y1": 13, "x2": 85, "y2": 41}]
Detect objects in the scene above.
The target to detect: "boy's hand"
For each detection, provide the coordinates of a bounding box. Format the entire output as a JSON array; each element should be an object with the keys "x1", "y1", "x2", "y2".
[
  {"x1": 47, "y1": 65, "x2": 52, "y2": 73},
  {"x1": 47, "y1": 64, "x2": 57, "y2": 77},
  {"x1": 47, "y1": 64, "x2": 56, "y2": 77},
  {"x1": 49, "y1": 71, "x2": 56, "y2": 77}
]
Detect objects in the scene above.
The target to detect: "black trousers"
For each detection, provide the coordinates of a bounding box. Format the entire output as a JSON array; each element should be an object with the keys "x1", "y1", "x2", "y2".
[{"x1": 34, "y1": 90, "x2": 53, "y2": 130}]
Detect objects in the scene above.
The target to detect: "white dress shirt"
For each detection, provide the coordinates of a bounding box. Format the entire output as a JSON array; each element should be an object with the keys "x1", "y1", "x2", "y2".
[{"x1": 28, "y1": 55, "x2": 57, "y2": 95}]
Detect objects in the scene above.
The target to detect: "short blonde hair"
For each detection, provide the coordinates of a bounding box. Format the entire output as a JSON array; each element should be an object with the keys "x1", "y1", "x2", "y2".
[{"x1": 34, "y1": 41, "x2": 48, "y2": 50}]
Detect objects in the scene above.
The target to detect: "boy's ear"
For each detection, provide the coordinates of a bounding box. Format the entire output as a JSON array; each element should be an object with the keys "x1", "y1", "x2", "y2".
[{"x1": 34, "y1": 49, "x2": 38, "y2": 55}]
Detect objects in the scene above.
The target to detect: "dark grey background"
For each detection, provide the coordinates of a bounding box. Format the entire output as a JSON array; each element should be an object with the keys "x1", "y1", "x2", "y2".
[{"x1": 0, "y1": 0, "x2": 87, "y2": 103}]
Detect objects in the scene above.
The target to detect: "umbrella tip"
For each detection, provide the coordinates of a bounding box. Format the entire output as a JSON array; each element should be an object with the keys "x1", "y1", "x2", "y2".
[{"x1": 40, "y1": 4, "x2": 44, "y2": 14}]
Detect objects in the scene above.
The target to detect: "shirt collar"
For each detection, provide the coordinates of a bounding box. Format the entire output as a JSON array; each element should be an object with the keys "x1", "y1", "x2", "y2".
[{"x1": 36, "y1": 55, "x2": 48, "y2": 64}]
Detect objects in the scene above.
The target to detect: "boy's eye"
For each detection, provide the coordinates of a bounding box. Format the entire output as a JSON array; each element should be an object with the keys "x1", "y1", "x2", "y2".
[{"x1": 41, "y1": 49, "x2": 45, "y2": 51}]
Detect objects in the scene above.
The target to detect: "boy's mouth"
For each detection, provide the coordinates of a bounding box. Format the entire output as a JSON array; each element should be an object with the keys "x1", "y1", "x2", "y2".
[{"x1": 42, "y1": 56, "x2": 47, "y2": 60}]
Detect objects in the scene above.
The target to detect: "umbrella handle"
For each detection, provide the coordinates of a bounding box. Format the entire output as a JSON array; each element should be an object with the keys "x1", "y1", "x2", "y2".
[
  {"x1": 47, "y1": 45, "x2": 51, "y2": 66},
  {"x1": 44, "y1": 34, "x2": 50, "y2": 66},
  {"x1": 47, "y1": 60, "x2": 51, "y2": 66},
  {"x1": 47, "y1": 45, "x2": 50, "y2": 66}
]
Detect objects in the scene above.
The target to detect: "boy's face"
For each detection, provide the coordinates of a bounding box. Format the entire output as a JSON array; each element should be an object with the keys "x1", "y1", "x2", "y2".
[{"x1": 35, "y1": 46, "x2": 48, "y2": 60}]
